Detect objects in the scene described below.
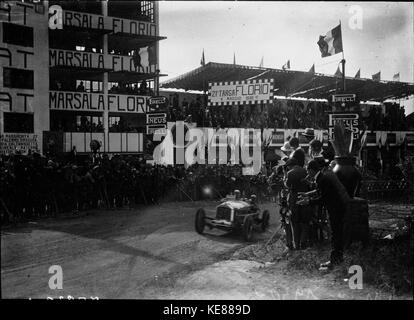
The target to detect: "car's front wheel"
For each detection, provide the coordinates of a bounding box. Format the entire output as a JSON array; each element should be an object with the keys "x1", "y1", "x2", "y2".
[
  {"x1": 243, "y1": 216, "x2": 254, "y2": 241},
  {"x1": 195, "y1": 208, "x2": 206, "y2": 234}
]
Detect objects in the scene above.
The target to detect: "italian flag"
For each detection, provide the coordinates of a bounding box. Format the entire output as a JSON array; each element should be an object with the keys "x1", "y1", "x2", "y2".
[{"x1": 317, "y1": 24, "x2": 343, "y2": 58}]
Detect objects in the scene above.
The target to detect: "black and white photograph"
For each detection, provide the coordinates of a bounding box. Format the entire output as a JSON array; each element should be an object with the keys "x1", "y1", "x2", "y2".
[{"x1": 1, "y1": 0, "x2": 413, "y2": 306}]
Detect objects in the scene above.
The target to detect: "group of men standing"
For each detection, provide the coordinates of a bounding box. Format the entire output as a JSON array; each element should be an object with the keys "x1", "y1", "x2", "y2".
[{"x1": 270, "y1": 128, "x2": 358, "y2": 269}]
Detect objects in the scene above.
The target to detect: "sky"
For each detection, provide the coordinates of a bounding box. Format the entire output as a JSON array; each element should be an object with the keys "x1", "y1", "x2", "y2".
[{"x1": 158, "y1": 1, "x2": 414, "y2": 114}]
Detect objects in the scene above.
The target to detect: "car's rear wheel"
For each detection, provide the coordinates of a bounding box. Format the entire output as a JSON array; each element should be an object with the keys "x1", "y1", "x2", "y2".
[
  {"x1": 261, "y1": 210, "x2": 270, "y2": 231},
  {"x1": 195, "y1": 208, "x2": 206, "y2": 234},
  {"x1": 243, "y1": 216, "x2": 254, "y2": 242}
]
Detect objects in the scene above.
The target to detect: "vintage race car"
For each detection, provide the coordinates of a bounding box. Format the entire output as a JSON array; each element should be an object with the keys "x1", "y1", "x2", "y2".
[{"x1": 194, "y1": 198, "x2": 270, "y2": 241}]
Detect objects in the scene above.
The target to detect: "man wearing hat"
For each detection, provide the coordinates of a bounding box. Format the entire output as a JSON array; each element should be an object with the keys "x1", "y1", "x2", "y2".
[
  {"x1": 284, "y1": 158, "x2": 311, "y2": 249},
  {"x1": 289, "y1": 137, "x2": 306, "y2": 167},
  {"x1": 301, "y1": 128, "x2": 315, "y2": 143},
  {"x1": 302, "y1": 128, "x2": 335, "y2": 164},
  {"x1": 298, "y1": 160, "x2": 351, "y2": 268},
  {"x1": 280, "y1": 141, "x2": 293, "y2": 163},
  {"x1": 302, "y1": 128, "x2": 318, "y2": 165},
  {"x1": 309, "y1": 139, "x2": 327, "y2": 164}
]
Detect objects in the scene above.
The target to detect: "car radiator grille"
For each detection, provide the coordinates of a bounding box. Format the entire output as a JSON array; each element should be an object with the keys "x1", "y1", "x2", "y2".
[{"x1": 216, "y1": 207, "x2": 231, "y2": 220}]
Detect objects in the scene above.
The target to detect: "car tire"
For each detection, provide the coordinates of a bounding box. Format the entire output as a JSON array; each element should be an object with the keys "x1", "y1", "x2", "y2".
[
  {"x1": 195, "y1": 208, "x2": 206, "y2": 234},
  {"x1": 243, "y1": 216, "x2": 254, "y2": 242},
  {"x1": 261, "y1": 210, "x2": 270, "y2": 231}
]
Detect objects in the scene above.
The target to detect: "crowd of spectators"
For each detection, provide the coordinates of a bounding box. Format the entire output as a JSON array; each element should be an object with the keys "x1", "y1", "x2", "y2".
[
  {"x1": 164, "y1": 95, "x2": 408, "y2": 131},
  {"x1": 0, "y1": 153, "x2": 270, "y2": 224},
  {"x1": 51, "y1": 79, "x2": 153, "y2": 96},
  {"x1": 109, "y1": 120, "x2": 139, "y2": 133},
  {"x1": 52, "y1": 116, "x2": 104, "y2": 133},
  {"x1": 108, "y1": 81, "x2": 153, "y2": 96},
  {"x1": 1, "y1": 146, "x2": 410, "y2": 224},
  {"x1": 364, "y1": 103, "x2": 408, "y2": 131},
  {"x1": 165, "y1": 96, "x2": 332, "y2": 129}
]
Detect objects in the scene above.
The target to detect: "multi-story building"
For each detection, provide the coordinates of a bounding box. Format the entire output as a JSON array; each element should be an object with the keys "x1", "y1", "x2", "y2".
[{"x1": 0, "y1": 0, "x2": 165, "y2": 155}]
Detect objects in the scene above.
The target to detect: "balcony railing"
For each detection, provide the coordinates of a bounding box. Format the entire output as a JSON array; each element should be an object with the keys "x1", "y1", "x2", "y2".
[{"x1": 63, "y1": 131, "x2": 143, "y2": 153}]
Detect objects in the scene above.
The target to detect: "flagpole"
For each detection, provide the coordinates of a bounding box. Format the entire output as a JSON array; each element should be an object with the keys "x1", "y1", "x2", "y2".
[
  {"x1": 340, "y1": 20, "x2": 346, "y2": 92},
  {"x1": 201, "y1": 49, "x2": 207, "y2": 106}
]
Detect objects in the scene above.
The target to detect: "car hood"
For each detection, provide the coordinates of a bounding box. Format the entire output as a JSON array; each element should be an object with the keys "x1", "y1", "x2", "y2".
[{"x1": 217, "y1": 200, "x2": 251, "y2": 210}]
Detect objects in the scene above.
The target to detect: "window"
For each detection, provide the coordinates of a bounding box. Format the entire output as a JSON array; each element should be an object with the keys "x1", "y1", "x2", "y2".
[
  {"x1": 109, "y1": 114, "x2": 144, "y2": 132},
  {"x1": 140, "y1": 1, "x2": 154, "y2": 22},
  {"x1": 3, "y1": 112, "x2": 34, "y2": 133},
  {"x1": 50, "y1": 111, "x2": 103, "y2": 132},
  {"x1": 49, "y1": 0, "x2": 101, "y2": 15},
  {"x1": 3, "y1": 67, "x2": 34, "y2": 89},
  {"x1": 76, "y1": 114, "x2": 103, "y2": 132},
  {"x1": 108, "y1": 1, "x2": 154, "y2": 22},
  {"x1": 2, "y1": 22, "x2": 33, "y2": 47}
]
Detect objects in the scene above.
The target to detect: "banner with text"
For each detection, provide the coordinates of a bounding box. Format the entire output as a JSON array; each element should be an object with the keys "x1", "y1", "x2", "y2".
[
  {"x1": 328, "y1": 112, "x2": 360, "y2": 140},
  {"x1": 146, "y1": 112, "x2": 167, "y2": 135},
  {"x1": 49, "y1": 91, "x2": 147, "y2": 113},
  {"x1": 49, "y1": 48, "x2": 157, "y2": 74},
  {"x1": 60, "y1": 10, "x2": 157, "y2": 36},
  {"x1": 0, "y1": 133, "x2": 39, "y2": 155},
  {"x1": 208, "y1": 79, "x2": 274, "y2": 106}
]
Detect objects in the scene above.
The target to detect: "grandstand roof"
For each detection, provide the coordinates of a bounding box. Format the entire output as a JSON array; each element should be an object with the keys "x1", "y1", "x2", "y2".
[{"x1": 160, "y1": 62, "x2": 414, "y2": 102}]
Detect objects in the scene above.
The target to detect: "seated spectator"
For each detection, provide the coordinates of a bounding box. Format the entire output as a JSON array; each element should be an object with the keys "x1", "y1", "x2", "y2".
[
  {"x1": 139, "y1": 80, "x2": 148, "y2": 94},
  {"x1": 76, "y1": 81, "x2": 85, "y2": 92}
]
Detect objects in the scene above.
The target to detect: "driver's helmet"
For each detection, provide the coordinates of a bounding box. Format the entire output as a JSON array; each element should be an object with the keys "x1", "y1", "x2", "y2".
[
  {"x1": 234, "y1": 190, "x2": 241, "y2": 199},
  {"x1": 250, "y1": 194, "x2": 257, "y2": 203}
]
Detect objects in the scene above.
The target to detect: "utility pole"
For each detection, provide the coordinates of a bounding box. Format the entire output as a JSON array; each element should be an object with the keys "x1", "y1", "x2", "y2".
[
  {"x1": 341, "y1": 58, "x2": 346, "y2": 92},
  {"x1": 340, "y1": 20, "x2": 346, "y2": 92}
]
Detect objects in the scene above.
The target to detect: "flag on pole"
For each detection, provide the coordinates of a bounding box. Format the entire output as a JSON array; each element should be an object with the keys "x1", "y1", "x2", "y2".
[
  {"x1": 308, "y1": 64, "x2": 315, "y2": 73},
  {"x1": 317, "y1": 24, "x2": 343, "y2": 58},
  {"x1": 233, "y1": 52, "x2": 236, "y2": 65},
  {"x1": 259, "y1": 56, "x2": 264, "y2": 68},
  {"x1": 282, "y1": 60, "x2": 290, "y2": 70},
  {"x1": 393, "y1": 72, "x2": 400, "y2": 81},
  {"x1": 372, "y1": 71, "x2": 381, "y2": 81},
  {"x1": 354, "y1": 69, "x2": 361, "y2": 79},
  {"x1": 200, "y1": 49, "x2": 205, "y2": 66},
  {"x1": 334, "y1": 66, "x2": 342, "y2": 77}
]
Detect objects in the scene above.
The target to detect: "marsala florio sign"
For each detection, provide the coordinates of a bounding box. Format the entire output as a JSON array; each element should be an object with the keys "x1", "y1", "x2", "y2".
[
  {"x1": 49, "y1": 91, "x2": 147, "y2": 113},
  {"x1": 49, "y1": 48, "x2": 156, "y2": 73},
  {"x1": 48, "y1": 5, "x2": 157, "y2": 36}
]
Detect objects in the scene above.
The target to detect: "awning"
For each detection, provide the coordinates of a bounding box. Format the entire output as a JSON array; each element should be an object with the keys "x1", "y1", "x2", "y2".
[{"x1": 160, "y1": 62, "x2": 414, "y2": 102}]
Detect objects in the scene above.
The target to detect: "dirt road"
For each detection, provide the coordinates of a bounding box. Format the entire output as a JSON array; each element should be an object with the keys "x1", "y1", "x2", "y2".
[
  {"x1": 2, "y1": 201, "x2": 410, "y2": 300},
  {"x1": 1, "y1": 201, "x2": 276, "y2": 299}
]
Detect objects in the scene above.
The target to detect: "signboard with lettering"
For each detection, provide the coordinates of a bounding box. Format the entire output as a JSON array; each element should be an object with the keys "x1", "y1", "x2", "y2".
[
  {"x1": 0, "y1": 89, "x2": 34, "y2": 113},
  {"x1": 149, "y1": 96, "x2": 167, "y2": 105},
  {"x1": 0, "y1": 133, "x2": 39, "y2": 155},
  {"x1": 332, "y1": 94, "x2": 356, "y2": 103},
  {"x1": 146, "y1": 112, "x2": 167, "y2": 135},
  {"x1": 271, "y1": 131, "x2": 285, "y2": 145},
  {"x1": 49, "y1": 48, "x2": 157, "y2": 74},
  {"x1": 148, "y1": 96, "x2": 167, "y2": 112},
  {"x1": 208, "y1": 79, "x2": 274, "y2": 106},
  {"x1": 60, "y1": 10, "x2": 157, "y2": 36},
  {"x1": 328, "y1": 112, "x2": 360, "y2": 140},
  {"x1": 49, "y1": 91, "x2": 146, "y2": 113}
]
